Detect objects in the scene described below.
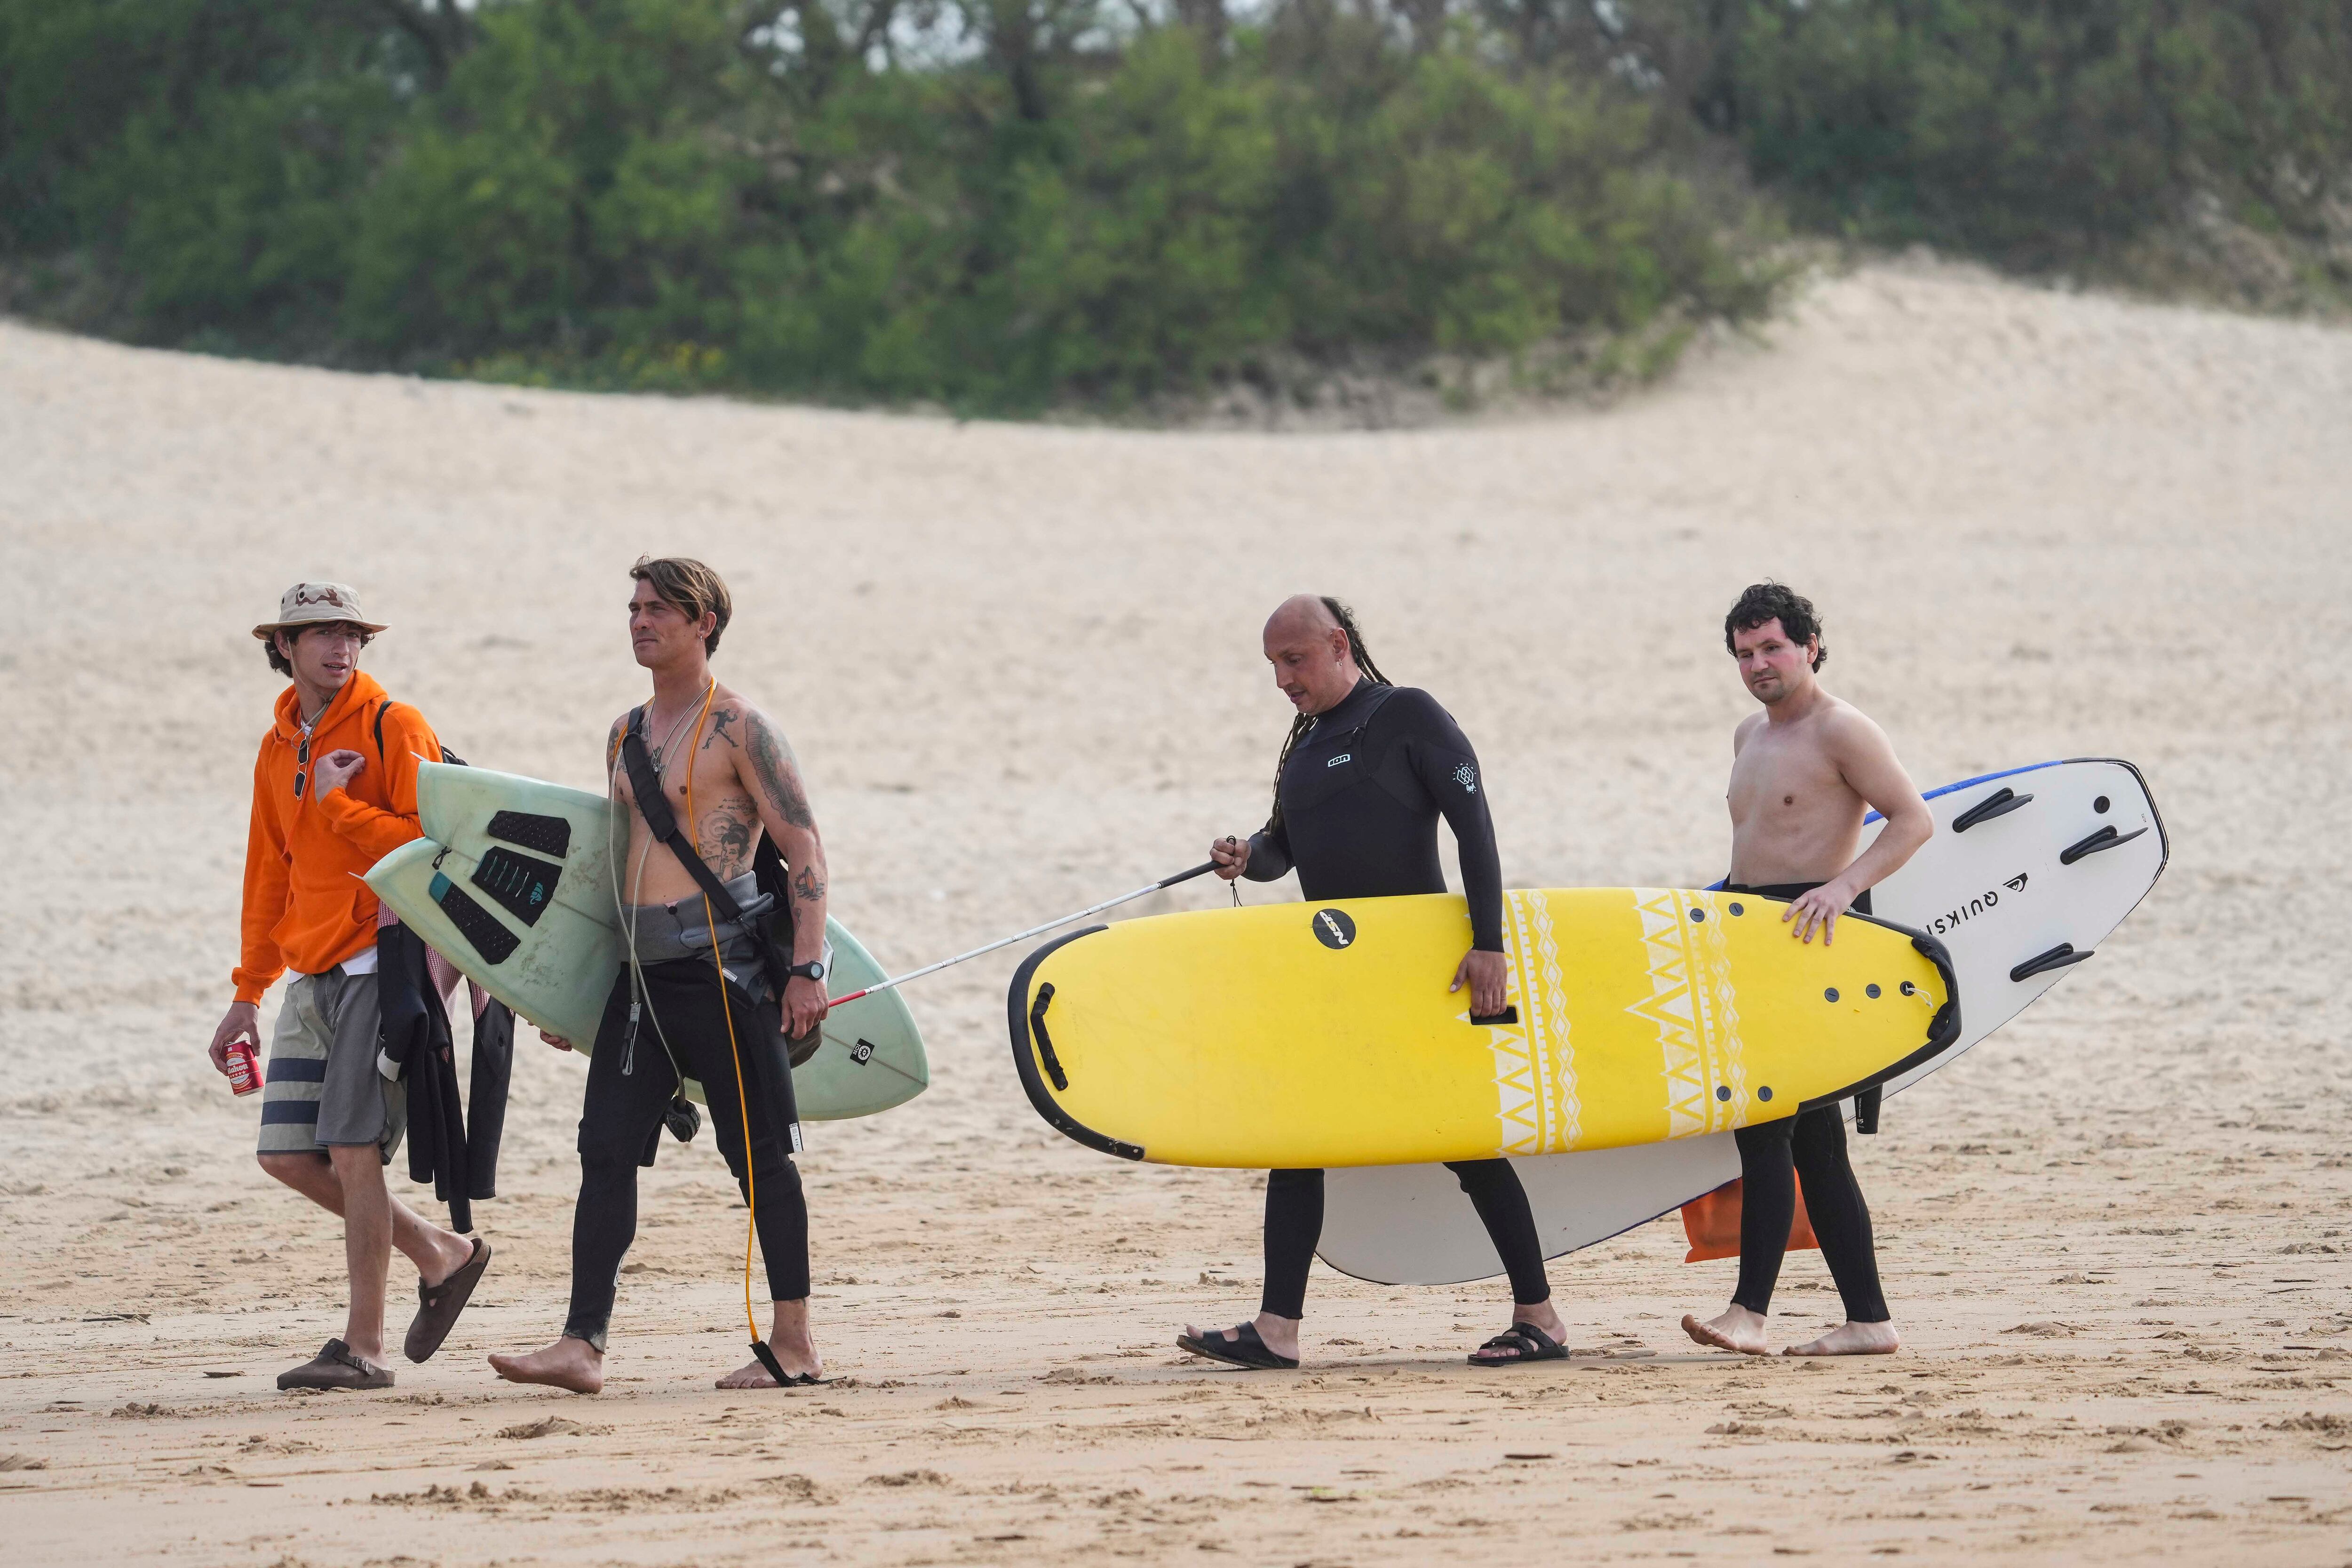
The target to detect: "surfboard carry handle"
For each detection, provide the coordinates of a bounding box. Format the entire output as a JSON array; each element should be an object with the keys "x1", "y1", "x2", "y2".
[
  {"x1": 2009, "y1": 942, "x2": 2093, "y2": 983},
  {"x1": 1006, "y1": 927, "x2": 1145, "y2": 1162},
  {"x1": 1951, "y1": 786, "x2": 2033, "y2": 833},
  {"x1": 1030, "y1": 985, "x2": 1069, "y2": 1090},
  {"x1": 1469, "y1": 1005, "x2": 1519, "y2": 1027},
  {"x1": 2059, "y1": 824, "x2": 2147, "y2": 865}
]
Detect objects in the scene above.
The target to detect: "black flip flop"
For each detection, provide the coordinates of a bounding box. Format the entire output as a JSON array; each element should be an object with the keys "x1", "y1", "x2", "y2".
[
  {"x1": 404, "y1": 1238, "x2": 492, "y2": 1364},
  {"x1": 1177, "y1": 1321, "x2": 1299, "y2": 1370},
  {"x1": 1468, "y1": 1321, "x2": 1567, "y2": 1365}
]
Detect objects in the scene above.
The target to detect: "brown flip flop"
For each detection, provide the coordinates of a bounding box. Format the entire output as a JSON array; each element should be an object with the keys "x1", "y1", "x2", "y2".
[
  {"x1": 404, "y1": 1238, "x2": 492, "y2": 1364},
  {"x1": 278, "y1": 1337, "x2": 394, "y2": 1391}
]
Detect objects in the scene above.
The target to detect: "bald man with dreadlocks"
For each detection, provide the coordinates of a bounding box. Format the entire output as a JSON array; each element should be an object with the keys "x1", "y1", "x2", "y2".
[{"x1": 1177, "y1": 596, "x2": 1571, "y2": 1370}]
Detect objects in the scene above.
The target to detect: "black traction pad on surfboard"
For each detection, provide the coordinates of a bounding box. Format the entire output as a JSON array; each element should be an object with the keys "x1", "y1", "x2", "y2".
[
  {"x1": 486, "y1": 810, "x2": 573, "y2": 860},
  {"x1": 469, "y1": 845, "x2": 563, "y2": 928},
  {"x1": 433, "y1": 875, "x2": 521, "y2": 964}
]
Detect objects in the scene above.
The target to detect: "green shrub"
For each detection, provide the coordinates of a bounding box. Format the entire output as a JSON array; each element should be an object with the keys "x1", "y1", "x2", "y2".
[{"x1": 2, "y1": 0, "x2": 1776, "y2": 409}]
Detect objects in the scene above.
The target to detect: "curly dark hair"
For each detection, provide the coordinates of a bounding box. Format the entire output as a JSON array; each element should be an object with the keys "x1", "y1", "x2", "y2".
[
  {"x1": 1723, "y1": 582, "x2": 1826, "y2": 670},
  {"x1": 264, "y1": 623, "x2": 373, "y2": 677}
]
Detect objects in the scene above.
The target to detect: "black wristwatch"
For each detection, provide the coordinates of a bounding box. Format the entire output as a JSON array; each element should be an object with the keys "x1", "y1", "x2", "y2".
[{"x1": 784, "y1": 959, "x2": 826, "y2": 983}]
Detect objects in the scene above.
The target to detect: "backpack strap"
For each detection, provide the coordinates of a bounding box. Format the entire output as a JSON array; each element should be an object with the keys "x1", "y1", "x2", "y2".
[
  {"x1": 619, "y1": 708, "x2": 791, "y2": 997},
  {"x1": 374, "y1": 698, "x2": 466, "y2": 767}
]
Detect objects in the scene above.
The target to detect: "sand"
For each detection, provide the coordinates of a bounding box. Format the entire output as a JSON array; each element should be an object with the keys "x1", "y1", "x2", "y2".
[{"x1": 1, "y1": 257, "x2": 2348, "y2": 1564}]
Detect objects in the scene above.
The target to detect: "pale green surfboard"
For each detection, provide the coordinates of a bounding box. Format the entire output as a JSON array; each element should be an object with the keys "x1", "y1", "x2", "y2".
[{"x1": 366, "y1": 764, "x2": 926, "y2": 1121}]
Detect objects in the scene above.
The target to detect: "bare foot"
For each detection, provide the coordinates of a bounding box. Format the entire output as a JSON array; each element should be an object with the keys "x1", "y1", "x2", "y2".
[
  {"x1": 715, "y1": 1303, "x2": 824, "y2": 1388},
  {"x1": 715, "y1": 1350, "x2": 823, "y2": 1389},
  {"x1": 1782, "y1": 1320, "x2": 1901, "y2": 1357},
  {"x1": 489, "y1": 1336, "x2": 604, "y2": 1394},
  {"x1": 1682, "y1": 1306, "x2": 1771, "y2": 1355}
]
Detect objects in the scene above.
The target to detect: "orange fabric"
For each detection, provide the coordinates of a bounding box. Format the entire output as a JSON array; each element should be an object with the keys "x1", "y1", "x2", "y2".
[
  {"x1": 231, "y1": 669, "x2": 440, "y2": 1002},
  {"x1": 1680, "y1": 1175, "x2": 1820, "y2": 1264}
]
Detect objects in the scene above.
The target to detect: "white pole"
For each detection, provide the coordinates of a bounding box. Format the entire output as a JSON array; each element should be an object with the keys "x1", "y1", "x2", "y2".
[{"x1": 825, "y1": 861, "x2": 1219, "y2": 1008}]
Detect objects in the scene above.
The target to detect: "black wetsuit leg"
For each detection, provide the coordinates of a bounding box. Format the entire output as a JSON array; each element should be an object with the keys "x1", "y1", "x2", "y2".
[
  {"x1": 1446, "y1": 1159, "x2": 1550, "y2": 1305},
  {"x1": 1789, "y1": 1105, "x2": 1888, "y2": 1323},
  {"x1": 1260, "y1": 1168, "x2": 1324, "y2": 1320},
  {"x1": 566, "y1": 972, "x2": 664, "y2": 1350},
  {"x1": 1259, "y1": 1162, "x2": 1549, "y2": 1318},
  {"x1": 1724, "y1": 881, "x2": 1888, "y2": 1324},
  {"x1": 1730, "y1": 1115, "x2": 1799, "y2": 1316},
  {"x1": 564, "y1": 960, "x2": 810, "y2": 1350}
]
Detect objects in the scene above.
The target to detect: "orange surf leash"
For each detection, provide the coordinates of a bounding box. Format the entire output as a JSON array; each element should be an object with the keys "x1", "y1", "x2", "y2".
[{"x1": 681, "y1": 683, "x2": 792, "y2": 1388}]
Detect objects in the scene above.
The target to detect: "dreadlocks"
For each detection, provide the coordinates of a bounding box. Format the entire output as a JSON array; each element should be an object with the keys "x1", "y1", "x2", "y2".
[{"x1": 1265, "y1": 597, "x2": 1390, "y2": 835}]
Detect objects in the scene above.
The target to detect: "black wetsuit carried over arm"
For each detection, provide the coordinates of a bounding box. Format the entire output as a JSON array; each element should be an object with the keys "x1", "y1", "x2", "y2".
[{"x1": 1239, "y1": 679, "x2": 1548, "y2": 1317}]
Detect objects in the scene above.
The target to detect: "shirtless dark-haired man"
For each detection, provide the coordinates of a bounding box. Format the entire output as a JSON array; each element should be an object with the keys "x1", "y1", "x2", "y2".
[
  {"x1": 490, "y1": 556, "x2": 834, "y2": 1393},
  {"x1": 1681, "y1": 582, "x2": 1934, "y2": 1358}
]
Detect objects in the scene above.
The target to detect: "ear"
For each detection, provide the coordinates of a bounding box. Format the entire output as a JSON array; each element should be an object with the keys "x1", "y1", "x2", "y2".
[{"x1": 697, "y1": 611, "x2": 718, "y2": 643}]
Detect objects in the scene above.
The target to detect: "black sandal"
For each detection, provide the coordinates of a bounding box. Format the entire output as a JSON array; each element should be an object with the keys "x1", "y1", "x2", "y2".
[
  {"x1": 1177, "y1": 1321, "x2": 1299, "y2": 1370},
  {"x1": 1469, "y1": 1322, "x2": 1567, "y2": 1365}
]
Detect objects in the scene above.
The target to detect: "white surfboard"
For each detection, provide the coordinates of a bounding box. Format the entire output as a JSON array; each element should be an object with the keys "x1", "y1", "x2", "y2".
[{"x1": 1315, "y1": 758, "x2": 2168, "y2": 1286}]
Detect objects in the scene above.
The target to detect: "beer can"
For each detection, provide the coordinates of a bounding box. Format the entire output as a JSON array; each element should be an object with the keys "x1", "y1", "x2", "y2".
[{"x1": 225, "y1": 1038, "x2": 263, "y2": 1097}]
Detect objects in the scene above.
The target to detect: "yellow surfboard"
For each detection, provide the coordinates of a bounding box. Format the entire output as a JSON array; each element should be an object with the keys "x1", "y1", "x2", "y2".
[{"x1": 1008, "y1": 889, "x2": 1957, "y2": 1168}]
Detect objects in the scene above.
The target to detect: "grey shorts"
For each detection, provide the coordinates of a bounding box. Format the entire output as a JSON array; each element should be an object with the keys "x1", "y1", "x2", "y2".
[{"x1": 256, "y1": 967, "x2": 406, "y2": 1160}]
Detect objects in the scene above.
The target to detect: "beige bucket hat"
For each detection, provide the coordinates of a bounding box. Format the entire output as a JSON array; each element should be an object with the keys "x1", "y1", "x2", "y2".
[{"x1": 252, "y1": 581, "x2": 387, "y2": 641}]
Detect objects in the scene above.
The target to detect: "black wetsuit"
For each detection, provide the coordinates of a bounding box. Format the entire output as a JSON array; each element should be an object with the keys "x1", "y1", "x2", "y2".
[
  {"x1": 1723, "y1": 881, "x2": 1890, "y2": 1326},
  {"x1": 1240, "y1": 680, "x2": 1548, "y2": 1318},
  {"x1": 563, "y1": 960, "x2": 809, "y2": 1350}
]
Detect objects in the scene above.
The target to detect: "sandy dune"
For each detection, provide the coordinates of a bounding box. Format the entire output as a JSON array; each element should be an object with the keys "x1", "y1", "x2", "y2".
[{"x1": 2, "y1": 258, "x2": 2348, "y2": 1564}]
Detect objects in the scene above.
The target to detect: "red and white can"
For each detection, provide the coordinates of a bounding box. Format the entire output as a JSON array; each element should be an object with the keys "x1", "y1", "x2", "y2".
[{"x1": 224, "y1": 1038, "x2": 263, "y2": 1097}]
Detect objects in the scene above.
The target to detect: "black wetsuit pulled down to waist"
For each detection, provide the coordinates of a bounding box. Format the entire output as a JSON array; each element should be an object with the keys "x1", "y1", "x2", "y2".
[
  {"x1": 1721, "y1": 881, "x2": 1888, "y2": 1325},
  {"x1": 1240, "y1": 680, "x2": 1544, "y2": 1316}
]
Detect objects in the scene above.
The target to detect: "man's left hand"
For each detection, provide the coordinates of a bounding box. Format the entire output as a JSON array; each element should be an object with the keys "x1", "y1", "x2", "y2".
[
  {"x1": 1785, "y1": 881, "x2": 1856, "y2": 945},
  {"x1": 782, "y1": 975, "x2": 829, "y2": 1039},
  {"x1": 313, "y1": 748, "x2": 366, "y2": 796},
  {"x1": 1451, "y1": 948, "x2": 1509, "y2": 1018}
]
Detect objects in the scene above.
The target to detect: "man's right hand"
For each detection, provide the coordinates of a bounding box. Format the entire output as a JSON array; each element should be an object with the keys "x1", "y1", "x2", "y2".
[
  {"x1": 539, "y1": 1030, "x2": 574, "y2": 1052},
  {"x1": 209, "y1": 1002, "x2": 261, "y2": 1075},
  {"x1": 1210, "y1": 834, "x2": 1252, "y2": 881}
]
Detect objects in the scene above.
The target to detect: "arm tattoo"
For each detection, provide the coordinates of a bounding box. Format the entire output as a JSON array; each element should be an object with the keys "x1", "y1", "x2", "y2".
[
  {"x1": 793, "y1": 863, "x2": 826, "y2": 903},
  {"x1": 744, "y1": 710, "x2": 816, "y2": 830}
]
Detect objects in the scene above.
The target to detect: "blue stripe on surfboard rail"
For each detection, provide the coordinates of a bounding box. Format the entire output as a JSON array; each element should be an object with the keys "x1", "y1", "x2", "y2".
[{"x1": 1863, "y1": 758, "x2": 2067, "y2": 825}]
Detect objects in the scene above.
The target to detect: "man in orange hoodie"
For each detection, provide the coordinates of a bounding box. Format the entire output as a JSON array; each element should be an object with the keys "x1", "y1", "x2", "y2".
[{"x1": 207, "y1": 583, "x2": 490, "y2": 1391}]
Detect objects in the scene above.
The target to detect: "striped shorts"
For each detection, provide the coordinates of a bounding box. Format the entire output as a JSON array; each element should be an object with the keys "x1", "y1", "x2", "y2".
[{"x1": 256, "y1": 967, "x2": 405, "y2": 1161}]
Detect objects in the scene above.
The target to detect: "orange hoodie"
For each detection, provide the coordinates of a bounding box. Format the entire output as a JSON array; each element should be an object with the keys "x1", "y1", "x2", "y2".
[{"x1": 232, "y1": 669, "x2": 441, "y2": 1002}]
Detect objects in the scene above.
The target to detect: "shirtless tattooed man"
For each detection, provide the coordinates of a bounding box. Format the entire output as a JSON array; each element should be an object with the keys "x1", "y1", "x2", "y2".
[
  {"x1": 1682, "y1": 583, "x2": 1934, "y2": 1359},
  {"x1": 491, "y1": 557, "x2": 834, "y2": 1393}
]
